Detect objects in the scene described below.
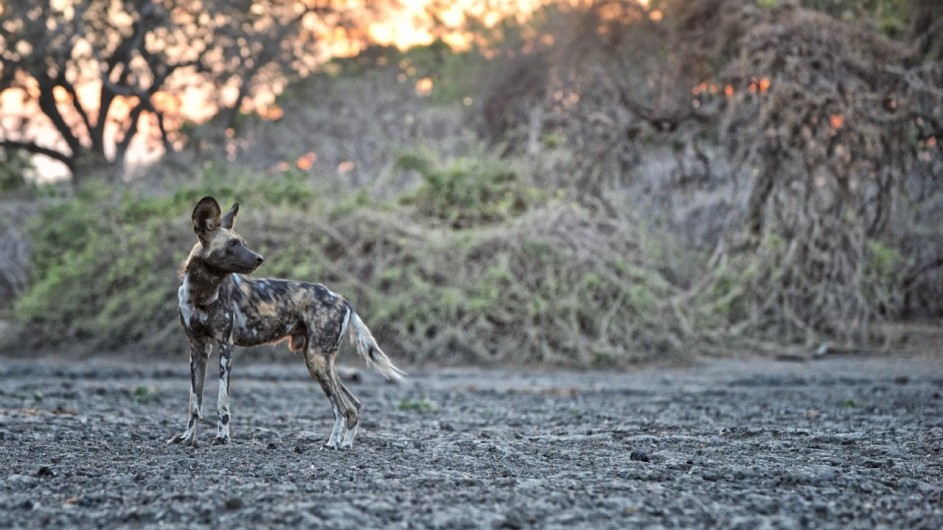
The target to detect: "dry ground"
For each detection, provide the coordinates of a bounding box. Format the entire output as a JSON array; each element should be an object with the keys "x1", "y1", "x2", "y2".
[{"x1": 0, "y1": 354, "x2": 941, "y2": 529}]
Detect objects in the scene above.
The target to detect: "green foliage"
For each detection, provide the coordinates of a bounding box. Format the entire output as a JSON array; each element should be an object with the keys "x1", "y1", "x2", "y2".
[
  {"x1": 862, "y1": 240, "x2": 907, "y2": 314},
  {"x1": 397, "y1": 151, "x2": 542, "y2": 228},
  {"x1": 7, "y1": 160, "x2": 703, "y2": 366},
  {"x1": 865, "y1": 240, "x2": 904, "y2": 279},
  {"x1": 402, "y1": 42, "x2": 487, "y2": 105},
  {"x1": 0, "y1": 150, "x2": 31, "y2": 193},
  {"x1": 130, "y1": 385, "x2": 159, "y2": 404},
  {"x1": 9, "y1": 168, "x2": 325, "y2": 353},
  {"x1": 337, "y1": 200, "x2": 695, "y2": 366},
  {"x1": 799, "y1": 0, "x2": 911, "y2": 36},
  {"x1": 319, "y1": 40, "x2": 484, "y2": 106},
  {"x1": 13, "y1": 182, "x2": 189, "y2": 348},
  {"x1": 397, "y1": 397, "x2": 438, "y2": 412},
  {"x1": 840, "y1": 398, "x2": 864, "y2": 409}
]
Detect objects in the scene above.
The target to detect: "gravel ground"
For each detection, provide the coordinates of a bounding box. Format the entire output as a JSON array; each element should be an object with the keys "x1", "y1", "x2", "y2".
[{"x1": 0, "y1": 354, "x2": 941, "y2": 529}]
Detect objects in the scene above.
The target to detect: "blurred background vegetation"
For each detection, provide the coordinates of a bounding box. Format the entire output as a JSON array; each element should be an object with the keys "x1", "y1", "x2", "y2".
[{"x1": 0, "y1": 0, "x2": 941, "y2": 366}]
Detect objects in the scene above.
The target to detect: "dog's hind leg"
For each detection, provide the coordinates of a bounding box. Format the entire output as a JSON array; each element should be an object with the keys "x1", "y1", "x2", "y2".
[
  {"x1": 325, "y1": 352, "x2": 363, "y2": 448},
  {"x1": 211, "y1": 343, "x2": 234, "y2": 445},
  {"x1": 169, "y1": 339, "x2": 212, "y2": 446},
  {"x1": 304, "y1": 348, "x2": 350, "y2": 449},
  {"x1": 335, "y1": 371, "x2": 362, "y2": 448}
]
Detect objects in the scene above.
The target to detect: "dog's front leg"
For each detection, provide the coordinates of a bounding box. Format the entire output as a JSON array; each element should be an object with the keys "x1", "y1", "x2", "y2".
[
  {"x1": 211, "y1": 342, "x2": 233, "y2": 445},
  {"x1": 168, "y1": 340, "x2": 211, "y2": 446}
]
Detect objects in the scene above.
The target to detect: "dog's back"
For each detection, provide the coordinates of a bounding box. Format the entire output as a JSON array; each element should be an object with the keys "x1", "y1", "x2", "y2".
[{"x1": 227, "y1": 275, "x2": 350, "y2": 353}]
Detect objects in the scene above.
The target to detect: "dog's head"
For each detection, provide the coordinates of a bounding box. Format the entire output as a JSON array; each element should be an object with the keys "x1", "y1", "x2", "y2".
[{"x1": 191, "y1": 196, "x2": 264, "y2": 274}]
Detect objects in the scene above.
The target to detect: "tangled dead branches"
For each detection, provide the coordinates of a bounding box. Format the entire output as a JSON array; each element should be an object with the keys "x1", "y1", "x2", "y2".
[{"x1": 706, "y1": 4, "x2": 917, "y2": 345}]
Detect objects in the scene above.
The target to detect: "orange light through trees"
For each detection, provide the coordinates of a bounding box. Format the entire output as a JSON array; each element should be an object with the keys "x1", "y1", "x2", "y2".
[
  {"x1": 829, "y1": 114, "x2": 845, "y2": 130},
  {"x1": 366, "y1": 0, "x2": 550, "y2": 51}
]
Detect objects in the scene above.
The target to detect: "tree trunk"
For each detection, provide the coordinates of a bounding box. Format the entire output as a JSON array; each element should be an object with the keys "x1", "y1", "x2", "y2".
[{"x1": 71, "y1": 152, "x2": 119, "y2": 186}]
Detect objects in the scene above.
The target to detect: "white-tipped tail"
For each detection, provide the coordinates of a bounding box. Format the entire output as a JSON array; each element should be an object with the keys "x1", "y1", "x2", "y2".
[{"x1": 347, "y1": 310, "x2": 406, "y2": 382}]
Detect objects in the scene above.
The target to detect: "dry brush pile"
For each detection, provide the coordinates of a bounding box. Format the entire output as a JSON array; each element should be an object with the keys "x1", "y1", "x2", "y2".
[
  {"x1": 696, "y1": 2, "x2": 942, "y2": 346},
  {"x1": 1, "y1": 169, "x2": 704, "y2": 367},
  {"x1": 473, "y1": 0, "x2": 943, "y2": 351}
]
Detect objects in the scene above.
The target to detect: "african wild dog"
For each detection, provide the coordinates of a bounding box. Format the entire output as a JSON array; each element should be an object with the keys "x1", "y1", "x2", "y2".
[{"x1": 168, "y1": 196, "x2": 405, "y2": 449}]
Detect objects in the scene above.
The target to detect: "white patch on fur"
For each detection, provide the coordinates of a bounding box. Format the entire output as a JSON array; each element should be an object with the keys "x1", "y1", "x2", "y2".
[
  {"x1": 327, "y1": 403, "x2": 344, "y2": 449},
  {"x1": 189, "y1": 389, "x2": 201, "y2": 418},
  {"x1": 341, "y1": 423, "x2": 358, "y2": 448},
  {"x1": 178, "y1": 275, "x2": 194, "y2": 327},
  {"x1": 335, "y1": 305, "x2": 352, "y2": 350},
  {"x1": 179, "y1": 273, "x2": 222, "y2": 331},
  {"x1": 216, "y1": 356, "x2": 231, "y2": 440},
  {"x1": 348, "y1": 311, "x2": 407, "y2": 382},
  {"x1": 231, "y1": 305, "x2": 247, "y2": 342}
]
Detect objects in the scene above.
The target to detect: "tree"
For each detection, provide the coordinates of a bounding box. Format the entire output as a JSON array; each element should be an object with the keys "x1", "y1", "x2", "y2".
[{"x1": 0, "y1": 0, "x2": 384, "y2": 183}]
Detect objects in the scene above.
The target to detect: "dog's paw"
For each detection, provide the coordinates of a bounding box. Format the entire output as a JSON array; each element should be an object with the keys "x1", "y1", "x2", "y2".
[
  {"x1": 210, "y1": 435, "x2": 231, "y2": 446},
  {"x1": 322, "y1": 441, "x2": 339, "y2": 450},
  {"x1": 167, "y1": 433, "x2": 198, "y2": 447}
]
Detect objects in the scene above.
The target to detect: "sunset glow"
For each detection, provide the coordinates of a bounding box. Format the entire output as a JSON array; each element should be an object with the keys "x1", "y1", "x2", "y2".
[
  {"x1": 1, "y1": 0, "x2": 659, "y2": 181},
  {"x1": 367, "y1": 0, "x2": 550, "y2": 51}
]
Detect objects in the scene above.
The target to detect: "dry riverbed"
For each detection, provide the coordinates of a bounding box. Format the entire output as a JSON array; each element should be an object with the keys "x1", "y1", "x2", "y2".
[{"x1": 1, "y1": 355, "x2": 941, "y2": 528}]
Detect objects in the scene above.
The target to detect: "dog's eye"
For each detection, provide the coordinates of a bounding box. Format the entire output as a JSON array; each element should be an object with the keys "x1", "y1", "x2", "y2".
[{"x1": 228, "y1": 240, "x2": 239, "y2": 247}]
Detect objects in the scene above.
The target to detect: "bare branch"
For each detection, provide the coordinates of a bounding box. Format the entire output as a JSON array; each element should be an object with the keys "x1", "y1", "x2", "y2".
[
  {"x1": 57, "y1": 76, "x2": 95, "y2": 147},
  {"x1": 34, "y1": 76, "x2": 83, "y2": 158},
  {"x1": 115, "y1": 104, "x2": 148, "y2": 164},
  {"x1": 0, "y1": 140, "x2": 72, "y2": 168}
]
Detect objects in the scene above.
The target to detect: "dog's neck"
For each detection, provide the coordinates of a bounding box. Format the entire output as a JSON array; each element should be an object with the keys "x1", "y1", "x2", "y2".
[{"x1": 182, "y1": 257, "x2": 230, "y2": 307}]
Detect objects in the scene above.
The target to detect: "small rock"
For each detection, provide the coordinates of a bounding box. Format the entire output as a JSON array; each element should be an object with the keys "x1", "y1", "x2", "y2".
[
  {"x1": 7, "y1": 474, "x2": 37, "y2": 486},
  {"x1": 629, "y1": 450, "x2": 651, "y2": 462}
]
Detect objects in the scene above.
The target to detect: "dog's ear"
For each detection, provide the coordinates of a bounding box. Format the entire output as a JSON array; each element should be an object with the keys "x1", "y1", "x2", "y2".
[
  {"x1": 220, "y1": 202, "x2": 239, "y2": 229},
  {"x1": 192, "y1": 196, "x2": 222, "y2": 245}
]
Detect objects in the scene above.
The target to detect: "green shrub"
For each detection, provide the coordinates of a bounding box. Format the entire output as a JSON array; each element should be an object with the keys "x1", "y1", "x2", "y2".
[
  {"x1": 12, "y1": 183, "x2": 190, "y2": 351},
  {"x1": 397, "y1": 151, "x2": 542, "y2": 228},
  {"x1": 862, "y1": 240, "x2": 907, "y2": 315},
  {"x1": 8, "y1": 169, "x2": 326, "y2": 354},
  {"x1": 0, "y1": 150, "x2": 31, "y2": 193},
  {"x1": 8, "y1": 166, "x2": 698, "y2": 367}
]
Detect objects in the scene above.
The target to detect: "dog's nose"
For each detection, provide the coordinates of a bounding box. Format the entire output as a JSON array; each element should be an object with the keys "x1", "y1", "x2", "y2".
[{"x1": 256, "y1": 255, "x2": 264, "y2": 265}]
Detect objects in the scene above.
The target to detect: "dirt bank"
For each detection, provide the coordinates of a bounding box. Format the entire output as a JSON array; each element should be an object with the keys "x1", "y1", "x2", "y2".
[{"x1": 1, "y1": 355, "x2": 941, "y2": 528}]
